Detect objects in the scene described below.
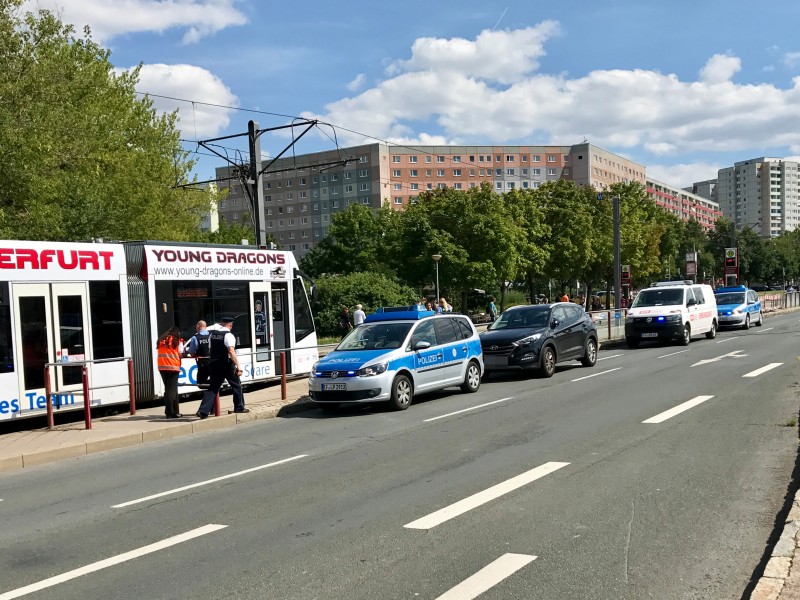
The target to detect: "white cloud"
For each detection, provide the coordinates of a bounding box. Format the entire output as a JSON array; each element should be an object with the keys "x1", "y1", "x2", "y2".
[
  {"x1": 387, "y1": 22, "x2": 560, "y2": 84},
  {"x1": 647, "y1": 162, "x2": 723, "y2": 189},
  {"x1": 125, "y1": 64, "x2": 238, "y2": 138},
  {"x1": 699, "y1": 54, "x2": 741, "y2": 83},
  {"x1": 784, "y1": 52, "x2": 800, "y2": 68},
  {"x1": 300, "y1": 26, "x2": 800, "y2": 167},
  {"x1": 346, "y1": 73, "x2": 366, "y2": 92},
  {"x1": 21, "y1": 0, "x2": 247, "y2": 44}
]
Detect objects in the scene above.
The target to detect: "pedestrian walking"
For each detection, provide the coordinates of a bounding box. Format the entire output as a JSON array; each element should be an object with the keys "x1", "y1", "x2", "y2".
[
  {"x1": 486, "y1": 296, "x2": 498, "y2": 321},
  {"x1": 185, "y1": 320, "x2": 211, "y2": 387},
  {"x1": 353, "y1": 304, "x2": 366, "y2": 326},
  {"x1": 156, "y1": 326, "x2": 183, "y2": 418},
  {"x1": 339, "y1": 306, "x2": 353, "y2": 338},
  {"x1": 195, "y1": 316, "x2": 248, "y2": 419}
]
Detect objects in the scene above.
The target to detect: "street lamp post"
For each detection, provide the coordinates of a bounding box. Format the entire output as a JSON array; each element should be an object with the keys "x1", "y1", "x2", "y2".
[{"x1": 432, "y1": 253, "x2": 442, "y2": 303}]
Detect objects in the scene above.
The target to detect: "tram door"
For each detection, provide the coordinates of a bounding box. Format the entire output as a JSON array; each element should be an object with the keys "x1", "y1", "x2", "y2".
[
  {"x1": 249, "y1": 282, "x2": 275, "y2": 377},
  {"x1": 12, "y1": 283, "x2": 91, "y2": 397}
]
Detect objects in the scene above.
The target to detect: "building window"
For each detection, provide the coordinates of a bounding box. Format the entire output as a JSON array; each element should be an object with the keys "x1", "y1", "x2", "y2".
[
  {"x1": 495, "y1": 169, "x2": 502, "y2": 176},
  {"x1": 410, "y1": 169, "x2": 418, "y2": 177},
  {"x1": 394, "y1": 197, "x2": 403, "y2": 204},
  {"x1": 436, "y1": 169, "x2": 444, "y2": 177},
  {"x1": 506, "y1": 155, "x2": 515, "y2": 162},
  {"x1": 453, "y1": 169, "x2": 461, "y2": 176},
  {"x1": 547, "y1": 168, "x2": 557, "y2": 176},
  {"x1": 437, "y1": 156, "x2": 445, "y2": 163},
  {"x1": 286, "y1": 179, "x2": 292, "y2": 187},
  {"x1": 438, "y1": 183, "x2": 446, "y2": 190},
  {"x1": 532, "y1": 168, "x2": 541, "y2": 175},
  {"x1": 332, "y1": 200, "x2": 339, "y2": 208},
  {"x1": 426, "y1": 156, "x2": 431, "y2": 163},
  {"x1": 409, "y1": 156, "x2": 418, "y2": 163},
  {"x1": 426, "y1": 183, "x2": 433, "y2": 190},
  {"x1": 453, "y1": 156, "x2": 461, "y2": 163},
  {"x1": 532, "y1": 155, "x2": 540, "y2": 162},
  {"x1": 361, "y1": 197, "x2": 370, "y2": 205},
  {"x1": 411, "y1": 183, "x2": 419, "y2": 190},
  {"x1": 506, "y1": 169, "x2": 515, "y2": 176},
  {"x1": 547, "y1": 155, "x2": 556, "y2": 162},
  {"x1": 393, "y1": 183, "x2": 402, "y2": 190},
  {"x1": 330, "y1": 174, "x2": 338, "y2": 182},
  {"x1": 359, "y1": 155, "x2": 368, "y2": 163},
  {"x1": 522, "y1": 155, "x2": 528, "y2": 162},
  {"x1": 392, "y1": 169, "x2": 401, "y2": 177},
  {"x1": 345, "y1": 185, "x2": 353, "y2": 192},
  {"x1": 495, "y1": 155, "x2": 502, "y2": 162},
  {"x1": 454, "y1": 183, "x2": 462, "y2": 189},
  {"x1": 359, "y1": 183, "x2": 370, "y2": 191},
  {"x1": 344, "y1": 171, "x2": 352, "y2": 179},
  {"x1": 393, "y1": 156, "x2": 400, "y2": 163},
  {"x1": 359, "y1": 169, "x2": 368, "y2": 177}
]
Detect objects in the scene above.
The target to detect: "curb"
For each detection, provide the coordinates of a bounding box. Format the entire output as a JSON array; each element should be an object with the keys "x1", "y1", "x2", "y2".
[
  {"x1": 1, "y1": 396, "x2": 319, "y2": 473},
  {"x1": 751, "y1": 490, "x2": 800, "y2": 599}
]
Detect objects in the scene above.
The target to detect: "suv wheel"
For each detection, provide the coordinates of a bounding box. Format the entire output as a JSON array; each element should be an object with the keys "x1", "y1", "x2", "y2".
[
  {"x1": 680, "y1": 324, "x2": 691, "y2": 346},
  {"x1": 705, "y1": 320, "x2": 717, "y2": 339},
  {"x1": 388, "y1": 374, "x2": 413, "y2": 410},
  {"x1": 581, "y1": 337, "x2": 598, "y2": 367},
  {"x1": 460, "y1": 360, "x2": 481, "y2": 393},
  {"x1": 540, "y1": 345, "x2": 556, "y2": 378}
]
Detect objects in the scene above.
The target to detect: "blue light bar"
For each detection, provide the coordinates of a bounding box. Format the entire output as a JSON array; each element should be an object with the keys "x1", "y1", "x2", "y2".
[{"x1": 364, "y1": 305, "x2": 435, "y2": 322}]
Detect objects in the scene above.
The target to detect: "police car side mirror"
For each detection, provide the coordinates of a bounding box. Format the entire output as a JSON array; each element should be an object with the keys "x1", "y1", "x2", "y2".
[
  {"x1": 414, "y1": 341, "x2": 431, "y2": 350},
  {"x1": 687, "y1": 299, "x2": 697, "y2": 307}
]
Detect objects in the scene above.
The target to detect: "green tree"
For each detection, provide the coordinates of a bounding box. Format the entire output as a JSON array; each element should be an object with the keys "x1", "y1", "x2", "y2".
[
  {"x1": 0, "y1": 1, "x2": 212, "y2": 241},
  {"x1": 312, "y1": 272, "x2": 417, "y2": 337}
]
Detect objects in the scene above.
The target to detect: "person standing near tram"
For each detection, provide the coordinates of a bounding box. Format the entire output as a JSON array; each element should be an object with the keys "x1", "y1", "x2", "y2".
[
  {"x1": 195, "y1": 316, "x2": 248, "y2": 418},
  {"x1": 156, "y1": 326, "x2": 184, "y2": 418}
]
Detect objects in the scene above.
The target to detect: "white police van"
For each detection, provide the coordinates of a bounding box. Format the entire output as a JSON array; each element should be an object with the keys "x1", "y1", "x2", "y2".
[
  {"x1": 625, "y1": 281, "x2": 718, "y2": 347},
  {"x1": 714, "y1": 285, "x2": 763, "y2": 329},
  {"x1": 309, "y1": 306, "x2": 483, "y2": 410}
]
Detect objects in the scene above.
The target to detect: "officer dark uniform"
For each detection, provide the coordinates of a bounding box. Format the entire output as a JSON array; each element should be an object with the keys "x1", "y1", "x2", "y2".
[{"x1": 195, "y1": 316, "x2": 247, "y2": 418}]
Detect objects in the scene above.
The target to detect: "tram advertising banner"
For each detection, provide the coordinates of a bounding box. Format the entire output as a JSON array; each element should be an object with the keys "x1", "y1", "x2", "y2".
[
  {"x1": 144, "y1": 245, "x2": 293, "y2": 281},
  {"x1": 0, "y1": 240, "x2": 126, "y2": 281}
]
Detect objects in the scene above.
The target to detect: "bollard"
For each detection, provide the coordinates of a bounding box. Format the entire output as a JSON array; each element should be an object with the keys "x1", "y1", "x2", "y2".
[
  {"x1": 82, "y1": 365, "x2": 92, "y2": 430},
  {"x1": 127, "y1": 358, "x2": 136, "y2": 415},
  {"x1": 280, "y1": 351, "x2": 287, "y2": 401},
  {"x1": 607, "y1": 310, "x2": 612, "y2": 339},
  {"x1": 214, "y1": 392, "x2": 220, "y2": 417},
  {"x1": 45, "y1": 366, "x2": 54, "y2": 431}
]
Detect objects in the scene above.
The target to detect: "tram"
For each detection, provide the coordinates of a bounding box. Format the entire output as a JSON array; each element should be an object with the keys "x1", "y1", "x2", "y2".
[{"x1": 0, "y1": 240, "x2": 318, "y2": 422}]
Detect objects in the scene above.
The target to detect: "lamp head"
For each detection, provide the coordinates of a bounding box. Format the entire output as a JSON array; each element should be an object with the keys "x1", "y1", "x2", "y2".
[{"x1": 432, "y1": 254, "x2": 442, "y2": 262}]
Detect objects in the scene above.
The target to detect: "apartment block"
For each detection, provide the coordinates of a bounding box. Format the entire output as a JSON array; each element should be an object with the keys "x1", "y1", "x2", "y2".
[
  {"x1": 647, "y1": 178, "x2": 722, "y2": 230},
  {"x1": 715, "y1": 157, "x2": 800, "y2": 237},
  {"x1": 216, "y1": 142, "x2": 695, "y2": 259}
]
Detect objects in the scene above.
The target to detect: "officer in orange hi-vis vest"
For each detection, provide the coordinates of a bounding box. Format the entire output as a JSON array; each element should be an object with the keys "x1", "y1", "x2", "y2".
[{"x1": 157, "y1": 326, "x2": 184, "y2": 418}]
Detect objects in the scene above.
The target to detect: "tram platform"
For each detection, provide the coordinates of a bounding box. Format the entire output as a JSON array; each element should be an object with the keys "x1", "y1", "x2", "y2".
[{"x1": 0, "y1": 376, "x2": 315, "y2": 474}]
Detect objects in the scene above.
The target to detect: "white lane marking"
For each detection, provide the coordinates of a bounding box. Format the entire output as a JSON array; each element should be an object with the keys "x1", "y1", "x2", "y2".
[
  {"x1": 571, "y1": 367, "x2": 621, "y2": 382},
  {"x1": 716, "y1": 337, "x2": 740, "y2": 344},
  {"x1": 435, "y1": 553, "x2": 537, "y2": 600},
  {"x1": 424, "y1": 398, "x2": 512, "y2": 422},
  {"x1": 755, "y1": 327, "x2": 774, "y2": 333},
  {"x1": 597, "y1": 354, "x2": 623, "y2": 361},
  {"x1": 657, "y1": 349, "x2": 690, "y2": 359},
  {"x1": 642, "y1": 395, "x2": 714, "y2": 424},
  {"x1": 743, "y1": 363, "x2": 783, "y2": 378},
  {"x1": 691, "y1": 350, "x2": 745, "y2": 367},
  {"x1": 404, "y1": 462, "x2": 569, "y2": 530},
  {"x1": 0, "y1": 524, "x2": 227, "y2": 600},
  {"x1": 113, "y1": 455, "x2": 308, "y2": 508}
]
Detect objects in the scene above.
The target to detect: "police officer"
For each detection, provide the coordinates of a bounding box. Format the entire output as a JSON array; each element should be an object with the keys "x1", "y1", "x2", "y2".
[
  {"x1": 195, "y1": 316, "x2": 248, "y2": 418},
  {"x1": 185, "y1": 320, "x2": 211, "y2": 387}
]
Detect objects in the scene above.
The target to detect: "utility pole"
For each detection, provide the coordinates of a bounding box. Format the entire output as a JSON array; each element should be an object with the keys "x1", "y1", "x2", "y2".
[
  {"x1": 248, "y1": 120, "x2": 267, "y2": 246},
  {"x1": 613, "y1": 195, "x2": 621, "y2": 309}
]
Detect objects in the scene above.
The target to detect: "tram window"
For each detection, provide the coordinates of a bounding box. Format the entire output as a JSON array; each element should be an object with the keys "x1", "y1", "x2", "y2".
[
  {"x1": 89, "y1": 282, "x2": 124, "y2": 359},
  {"x1": 293, "y1": 278, "x2": 315, "y2": 342},
  {"x1": 0, "y1": 283, "x2": 12, "y2": 373}
]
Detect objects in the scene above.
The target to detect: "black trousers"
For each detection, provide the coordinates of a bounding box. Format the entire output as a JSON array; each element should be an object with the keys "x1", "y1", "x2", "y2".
[
  {"x1": 159, "y1": 370, "x2": 180, "y2": 416},
  {"x1": 195, "y1": 358, "x2": 210, "y2": 385},
  {"x1": 198, "y1": 363, "x2": 245, "y2": 414}
]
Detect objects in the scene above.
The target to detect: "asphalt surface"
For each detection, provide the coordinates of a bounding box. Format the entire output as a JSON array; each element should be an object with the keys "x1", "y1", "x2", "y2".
[{"x1": 1, "y1": 313, "x2": 799, "y2": 599}]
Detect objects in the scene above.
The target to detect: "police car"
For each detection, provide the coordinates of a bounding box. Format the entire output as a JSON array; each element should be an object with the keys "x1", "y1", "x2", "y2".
[
  {"x1": 309, "y1": 306, "x2": 484, "y2": 411},
  {"x1": 714, "y1": 285, "x2": 763, "y2": 329}
]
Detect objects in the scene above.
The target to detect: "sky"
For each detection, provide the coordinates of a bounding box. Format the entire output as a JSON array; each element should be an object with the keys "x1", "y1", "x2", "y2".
[{"x1": 20, "y1": 0, "x2": 800, "y2": 189}]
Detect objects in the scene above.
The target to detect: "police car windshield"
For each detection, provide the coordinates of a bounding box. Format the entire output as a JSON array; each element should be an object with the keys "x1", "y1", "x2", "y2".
[
  {"x1": 716, "y1": 292, "x2": 746, "y2": 305},
  {"x1": 631, "y1": 289, "x2": 684, "y2": 307},
  {"x1": 488, "y1": 306, "x2": 550, "y2": 330},
  {"x1": 337, "y1": 322, "x2": 414, "y2": 351}
]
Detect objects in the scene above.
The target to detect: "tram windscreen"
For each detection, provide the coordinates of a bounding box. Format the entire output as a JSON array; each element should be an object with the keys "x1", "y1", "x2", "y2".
[
  {"x1": 20, "y1": 297, "x2": 47, "y2": 390},
  {"x1": 293, "y1": 278, "x2": 315, "y2": 342},
  {"x1": 90, "y1": 281, "x2": 124, "y2": 359}
]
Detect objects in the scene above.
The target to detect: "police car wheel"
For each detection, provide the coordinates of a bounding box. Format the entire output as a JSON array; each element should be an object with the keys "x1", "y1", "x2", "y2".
[
  {"x1": 742, "y1": 314, "x2": 750, "y2": 330},
  {"x1": 581, "y1": 337, "x2": 597, "y2": 367},
  {"x1": 540, "y1": 346, "x2": 556, "y2": 378},
  {"x1": 461, "y1": 361, "x2": 481, "y2": 393},
  {"x1": 389, "y1": 374, "x2": 413, "y2": 410},
  {"x1": 679, "y1": 325, "x2": 691, "y2": 346},
  {"x1": 756, "y1": 311, "x2": 763, "y2": 326}
]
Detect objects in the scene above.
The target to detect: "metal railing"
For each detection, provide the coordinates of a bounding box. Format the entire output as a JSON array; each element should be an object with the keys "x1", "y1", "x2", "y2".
[
  {"x1": 43, "y1": 356, "x2": 135, "y2": 431},
  {"x1": 587, "y1": 308, "x2": 628, "y2": 341},
  {"x1": 760, "y1": 291, "x2": 800, "y2": 311}
]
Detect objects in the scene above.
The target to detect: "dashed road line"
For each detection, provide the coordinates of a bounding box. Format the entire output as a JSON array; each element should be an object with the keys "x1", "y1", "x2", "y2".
[
  {"x1": 571, "y1": 367, "x2": 621, "y2": 382},
  {"x1": 0, "y1": 524, "x2": 227, "y2": 600},
  {"x1": 657, "y1": 349, "x2": 690, "y2": 359},
  {"x1": 404, "y1": 462, "x2": 569, "y2": 530},
  {"x1": 755, "y1": 327, "x2": 774, "y2": 333},
  {"x1": 742, "y1": 363, "x2": 783, "y2": 378},
  {"x1": 716, "y1": 337, "x2": 740, "y2": 344},
  {"x1": 424, "y1": 398, "x2": 512, "y2": 422},
  {"x1": 642, "y1": 395, "x2": 714, "y2": 424},
  {"x1": 435, "y1": 553, "x2": 537, "y2": 600},
  {"x1": 597, "y1": 354, "x2": 623, "y2": 361},
  {"x1": 112, "y1": 454, "x2": 308, "y2": 508}
]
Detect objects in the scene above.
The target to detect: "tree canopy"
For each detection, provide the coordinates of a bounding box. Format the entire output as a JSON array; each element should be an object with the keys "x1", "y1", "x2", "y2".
[{"x1": 0, "y1": 0, "x2": 213, "y2": 241}]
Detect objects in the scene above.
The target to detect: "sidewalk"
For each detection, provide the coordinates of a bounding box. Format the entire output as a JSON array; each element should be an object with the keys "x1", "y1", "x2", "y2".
[{"x1": 0, "y1": 376, "x2": 315, "y2": 474}]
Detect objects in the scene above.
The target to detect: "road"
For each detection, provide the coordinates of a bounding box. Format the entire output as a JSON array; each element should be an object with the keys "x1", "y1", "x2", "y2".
[{"x1": 1, "y1": 313, "x2": 799, "y2": 599}]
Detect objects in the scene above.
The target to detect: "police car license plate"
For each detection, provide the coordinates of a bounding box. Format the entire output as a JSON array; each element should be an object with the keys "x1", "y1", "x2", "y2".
[
  {"x1": 642, "y1": 332, "x2": 658, "y2": 338},
  {"x1": 322, "y1": 383, "x2": 346, "y2": 391}
]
